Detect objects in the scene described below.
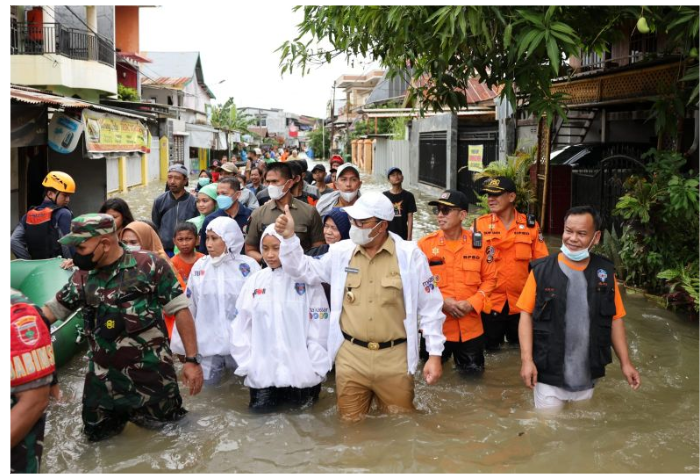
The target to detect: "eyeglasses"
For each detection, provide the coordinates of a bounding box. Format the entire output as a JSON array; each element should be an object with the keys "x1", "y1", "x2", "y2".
[
  {"x1": 349, "y1": 217, "x2": 379, "y2": 228},
  {"x1": 432, "y1": 206, "x2": 460, "y2": 216}
]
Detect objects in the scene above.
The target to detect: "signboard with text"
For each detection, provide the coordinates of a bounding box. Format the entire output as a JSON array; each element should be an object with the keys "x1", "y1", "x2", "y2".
[
  {"x1": 82, "y1": 110, "x2": 150, "y2": 154},
  {"x1": 468, "y1": 145, "x2": 484, "y2": 172}
]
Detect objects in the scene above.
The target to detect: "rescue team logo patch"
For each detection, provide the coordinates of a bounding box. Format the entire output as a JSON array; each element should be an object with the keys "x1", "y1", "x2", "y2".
[
  {"x1": 486, "y1": 245, "x2": 495, "y2": 263},
  {"x1": 422, "y1": 276, "x2": 435, "y2": 293},
  {"x1": 597, "y1": 269, "x2": 608, "y2": 282},
  {"x1": 239, "y1": 263, "x2": 251, "y2": 277},
  {"x1": 253, "y1": 288, "x2": 266, "y2": 298},
  {"x1": 538, "y1": 231, "x2": 544, "y2": 242},
  {"x1": 295, "y1": 283, "x2": 306, "y2": 295},
  {"x1": 14, "y1": 314, "x2": 40, "y2": 346}
]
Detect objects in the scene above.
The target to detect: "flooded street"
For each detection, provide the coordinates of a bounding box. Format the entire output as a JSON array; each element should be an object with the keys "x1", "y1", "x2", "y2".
[{"x1": 42, "y1": 165, "x2": 699, "y2": 472}]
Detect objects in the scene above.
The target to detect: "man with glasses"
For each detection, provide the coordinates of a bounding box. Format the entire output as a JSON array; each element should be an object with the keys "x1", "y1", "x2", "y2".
[
  {"x1": 274, "y1": 191, "x2": 446, "y2": 421},
  {"x1": 418, "y1": 189, "x2": 498, "y2": 374},
  {"x1": 474, "y1": 177, "x2": 549, "y2": 351}
]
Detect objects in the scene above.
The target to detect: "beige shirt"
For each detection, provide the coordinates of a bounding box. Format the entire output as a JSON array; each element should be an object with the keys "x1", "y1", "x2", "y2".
[{"x1": 340, "y1": 237, "x2": 407, "y2": 342}]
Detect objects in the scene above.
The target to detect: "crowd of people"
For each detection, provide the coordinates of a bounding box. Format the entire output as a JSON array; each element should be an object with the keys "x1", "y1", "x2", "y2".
[{"x1": 10, "y1": 152, "x2": 641, "y2": 472}]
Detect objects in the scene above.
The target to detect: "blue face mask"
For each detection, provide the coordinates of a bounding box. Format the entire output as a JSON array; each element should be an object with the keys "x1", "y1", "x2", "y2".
[
  {"x1": 198, "y1": 177, "x2": 211, "y2": 187},
  {"x1": 216, "y1": 195, "x2": 233, "y2": 211},
  {"x1": 560, "y1": 232, "x2": 599, "y2": 261}
]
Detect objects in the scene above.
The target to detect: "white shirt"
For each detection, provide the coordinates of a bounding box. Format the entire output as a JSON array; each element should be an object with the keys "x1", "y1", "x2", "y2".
[{"x1": 231, "y1": 267, "x2": 331, "y2": 389}]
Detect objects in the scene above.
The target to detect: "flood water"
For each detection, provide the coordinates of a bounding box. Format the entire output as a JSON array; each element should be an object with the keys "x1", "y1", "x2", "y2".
[{"x1": 42, "y1": 164, "x2": 699, "y2": 472}]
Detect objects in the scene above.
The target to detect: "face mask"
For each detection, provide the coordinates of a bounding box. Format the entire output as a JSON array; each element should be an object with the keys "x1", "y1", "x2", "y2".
[
  {"x1": 560, "y1": 233, "x2": 598, "y2": 262},
  {"x1": 125, "y1": 245, "x2": 141, "y2": 252},
  {"x1": 268, "y1": 180, "x2": 290, "y2": 201},
  {"x1": 73, "y1": 242, "x2": 104, "y2": 271},
  {"x1": 198, "y1": 177, "x2": 211, "y2": 187},
  {"x1": 340, "y1": 190, "x2": 358, "y2": 202},
  {"x1": 210, "y1": 253, "x2": 228, "y2": 267},
  {"x1": 216, "y1": 195, "x2": 234, "y2": 211},
  {"x1": 349, "y1": 222, "x2": 381, "y2": 246}
]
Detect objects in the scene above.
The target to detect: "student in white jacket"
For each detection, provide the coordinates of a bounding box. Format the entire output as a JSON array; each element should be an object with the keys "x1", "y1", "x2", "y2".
[
  {"x1": 231, "y1": 224, "x2": 331, "y2": 412},
  {"x1": 171, "y1": 217, "x2": 260, "y2": 385},
  {"x1": 274, "y1": 191, "x2": 446, "y2": 421}
]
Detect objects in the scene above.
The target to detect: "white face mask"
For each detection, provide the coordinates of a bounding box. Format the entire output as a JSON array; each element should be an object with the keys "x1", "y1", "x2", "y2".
[
  {"x1": 125, "y1": 245, "x2": 141, "y2": 252},
  {"x1": 209, "y1": 252, "x2": 228, "y2": 267},
  {"x1": 339, "y1": 190, "x2": 358, "y2": 202},
  {"x1": 268, "y1": 180, "x2": 290, "y2": 201},
  {"x1": 349, "y1": 222, "x2": 381, "y2": 246}
]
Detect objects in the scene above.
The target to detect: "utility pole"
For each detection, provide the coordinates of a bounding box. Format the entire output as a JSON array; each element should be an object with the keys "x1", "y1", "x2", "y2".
[{"x1": 330, "y1": 84, "x2": 336, "y2": 154}]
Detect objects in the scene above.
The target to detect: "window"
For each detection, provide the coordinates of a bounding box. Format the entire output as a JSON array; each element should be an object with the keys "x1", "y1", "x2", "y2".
[{"x1": 629, "y1": 32, "x2": 657, "y2": 64}]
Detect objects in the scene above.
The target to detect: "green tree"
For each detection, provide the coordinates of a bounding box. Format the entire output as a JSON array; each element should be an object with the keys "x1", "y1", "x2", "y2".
[
  {"x1": 307, "y1": 127, "x2": 330, "y2": 160},
  {"x1": 279, "y1": 6, "x2": 699, "y2": 127},
  {"x1": 117, "y1": 84, "x2": 139, "y2": 102},
  {"x1": 211, "y1": 97, "x2": 256, "y2": 156}
]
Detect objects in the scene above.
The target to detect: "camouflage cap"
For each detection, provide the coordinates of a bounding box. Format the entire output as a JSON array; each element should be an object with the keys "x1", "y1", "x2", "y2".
[{"x1": 58, "y1": 213, "x2": 116, "y2": 246}]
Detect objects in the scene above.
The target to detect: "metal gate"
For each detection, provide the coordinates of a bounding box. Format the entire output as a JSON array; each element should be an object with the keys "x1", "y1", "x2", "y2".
[
  {"x1": 571, "y1": 154, "x2": 645, "y2": 231},
  {"x1": 456, "y1": 128, "x2": 499, "y2": 205},
  {"x1": 418, "y1": 131, "x2": 447, "y2": 188}
]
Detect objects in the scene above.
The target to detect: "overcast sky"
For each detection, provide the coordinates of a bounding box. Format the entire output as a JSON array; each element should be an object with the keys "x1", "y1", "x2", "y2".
[{"x1": 139, "y1": 5, "x2": 379, "y2": 119}]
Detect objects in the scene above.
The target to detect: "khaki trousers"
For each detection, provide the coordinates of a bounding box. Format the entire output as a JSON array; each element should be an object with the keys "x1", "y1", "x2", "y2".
[{"x1": 334, "y1": 340, "x2": 415, "y2": 421}]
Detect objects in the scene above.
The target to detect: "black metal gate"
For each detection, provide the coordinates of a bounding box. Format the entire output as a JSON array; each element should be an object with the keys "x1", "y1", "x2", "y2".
[
  {"x1": 456, "y1": 128, "x2": 499, "y2": 205},
  {"x1": 418, "y1": 131, "x2": 447, "y2": 188},
  {"x1": 571, "y1": 154, "x2": 645, "y2": 231}
]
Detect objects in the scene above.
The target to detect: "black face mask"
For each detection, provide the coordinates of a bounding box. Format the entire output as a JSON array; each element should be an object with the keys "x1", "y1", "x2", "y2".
[{"x1": 73, "y1": 241, "x2": 105, "y2": 271}]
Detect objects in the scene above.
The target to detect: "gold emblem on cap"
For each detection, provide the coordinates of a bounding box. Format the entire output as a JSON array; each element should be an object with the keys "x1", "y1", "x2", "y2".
[{"x1": 490, "y1": 178, "x2": 500, "y2": 186}]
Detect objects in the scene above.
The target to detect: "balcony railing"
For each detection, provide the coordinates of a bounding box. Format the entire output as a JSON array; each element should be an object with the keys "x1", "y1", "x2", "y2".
[{"x1": 11, "y1": 22, "x2": 114, "y2": 68}]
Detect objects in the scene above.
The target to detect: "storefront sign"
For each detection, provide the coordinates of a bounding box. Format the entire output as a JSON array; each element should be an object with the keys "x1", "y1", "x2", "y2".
[
  {"x1": 82, "y1": 110, "x2": 150, "y2": 154},
  {"x1": 468, "y1": 145, "x2": 484, "y2": 172},
  {"x1": 48, "y1": 112, "x2": 83, "y2": 154}
]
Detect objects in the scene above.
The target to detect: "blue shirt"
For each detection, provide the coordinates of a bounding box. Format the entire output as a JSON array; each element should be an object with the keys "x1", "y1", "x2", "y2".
[{"x1": 198, "y1": 204, "x2": 252, "y2": 255}]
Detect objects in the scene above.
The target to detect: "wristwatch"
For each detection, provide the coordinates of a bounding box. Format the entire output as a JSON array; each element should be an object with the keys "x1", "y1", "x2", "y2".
[{"x1": 184, "y1": 353, "x2": 202, "y2": 365}]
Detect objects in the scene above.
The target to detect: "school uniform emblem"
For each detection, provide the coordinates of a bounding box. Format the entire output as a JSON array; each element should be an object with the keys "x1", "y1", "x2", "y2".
[
  {"x1": 295, "y1": 283, "x2": 306, "y2": 295},
  {"x1": 253, "y1": 288, "x2": 266, "y2": 298},
  {"x1": 422, "y1": 276, "x2": 435, "y2": 293},
  {"x1": 597, "y1": 269, "x2": 608, "y2": 282},
  {"x1": 239, "y1": 263, "x2": 251, "y2": 277}
]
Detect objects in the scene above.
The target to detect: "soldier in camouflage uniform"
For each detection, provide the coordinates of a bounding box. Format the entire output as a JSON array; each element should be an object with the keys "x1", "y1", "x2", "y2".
[
  {"x1": 43, "y1": 213, "x2": 204, "y2": 442},
  {"x1": 11, "y1": 289, "x2": 55, "y2": 473}
]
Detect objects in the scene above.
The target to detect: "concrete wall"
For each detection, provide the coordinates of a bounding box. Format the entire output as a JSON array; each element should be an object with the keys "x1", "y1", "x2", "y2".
[
  {"x1": 409, "y1": 113, "x2": 457, "y2": 198},
  {"x1": 372, "y1": 139, "x2": 411, "y2": 184},
  {"x1": 11, "y1": 55, "x2": 117, "y2": 97},
  {"x1": 115, "y1": 6, "x2": 139, "y2": 53},
  {"x1": 147, "y1": 136, "x2": 161, "y2": 182}
]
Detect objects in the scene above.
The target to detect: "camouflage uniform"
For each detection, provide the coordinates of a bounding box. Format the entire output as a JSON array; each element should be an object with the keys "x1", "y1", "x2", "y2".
[
  {"x1": 11, "y1": 289, "x2": 55, "y2": 473},
  {"x1": 45, "y1": 214, "x2": 189, "y2": 441}
]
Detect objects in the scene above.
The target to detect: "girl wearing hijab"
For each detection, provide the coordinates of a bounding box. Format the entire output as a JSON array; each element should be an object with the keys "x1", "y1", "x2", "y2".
[
  {"x1": 170, "y1": 217, "x2": 260, "y2": 385},
  {"x1": 188, "y1": 183, "x2": 219, "y2": 232},
  {"x1": 231, "y1": 224, "x2": 331, "y2": 413},
  {"x1": 122, "y1": 220, "x2": 185, "y2": 337},
  {"x1": 305, "y1": 208, "x2": 351, "y2": 305}
]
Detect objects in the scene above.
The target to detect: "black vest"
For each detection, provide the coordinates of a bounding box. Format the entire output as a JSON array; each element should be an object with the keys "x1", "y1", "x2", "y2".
[
  {"x1": 24, "y1": 203, "x2": 63, "y2": 259},
  {"x1": 530, "y1": 253, "x2": 617, "y2": 388}
]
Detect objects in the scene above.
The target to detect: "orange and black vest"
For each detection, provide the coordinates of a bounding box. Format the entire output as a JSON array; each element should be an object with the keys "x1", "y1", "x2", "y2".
[{"x1": 23, "y1": 203, "x2": 63, "y2": 259}]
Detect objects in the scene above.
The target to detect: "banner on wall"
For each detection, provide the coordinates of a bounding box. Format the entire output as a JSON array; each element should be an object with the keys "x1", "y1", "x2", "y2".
[
  {"x1": 48, "y1": 112, "x2": 84, "y2": 154},
  {"x1": 467, "y1": 145, "x2": 484, "y2": 172},
  {"x1": 82, "y1": 109, "x2": 150, "y2": 154}
]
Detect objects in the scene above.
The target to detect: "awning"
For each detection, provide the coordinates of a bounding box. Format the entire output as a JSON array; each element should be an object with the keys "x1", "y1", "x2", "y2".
[
  {"x1": 186, "y1": 123, "x2": 217, "y2": 149},
  {"x1": 11, "y1": 86, "x2": 148, "y2": 120}
]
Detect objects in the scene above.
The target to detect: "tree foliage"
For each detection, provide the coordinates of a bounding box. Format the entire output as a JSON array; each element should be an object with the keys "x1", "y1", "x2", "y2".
[
  {"x1": 210, "y1": 97, "x2": 255, "y2": 135},
  {"x1": 279, "y1": 6, "x2": 699, "y2": 126}
]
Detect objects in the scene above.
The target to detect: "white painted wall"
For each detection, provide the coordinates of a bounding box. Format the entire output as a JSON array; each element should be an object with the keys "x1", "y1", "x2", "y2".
[
  {"x1": 148, "y1": 136, "x2": 161, "y2": 182},
  {"x1": 11, "y1": 55, "x2": 117, "y2": 95}
]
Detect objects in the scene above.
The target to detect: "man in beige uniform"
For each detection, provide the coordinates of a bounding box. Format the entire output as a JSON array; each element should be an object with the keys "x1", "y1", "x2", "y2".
[{"x1": 275, "y1": 192, "x2": 446, "y2": 421}]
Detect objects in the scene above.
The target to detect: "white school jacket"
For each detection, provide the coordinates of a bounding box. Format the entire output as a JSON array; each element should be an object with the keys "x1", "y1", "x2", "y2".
[
  {"x1": 279, "y1": 232, "x2": 446, "y2": 374},
  {"x1": 231, "y1": 267, "x2": 331, "y2": 389},
  {"x1": 170, "y1": 217, "x2": 261, "y2": 357}
]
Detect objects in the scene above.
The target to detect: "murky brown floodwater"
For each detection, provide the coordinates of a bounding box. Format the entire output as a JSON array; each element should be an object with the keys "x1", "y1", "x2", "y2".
[{"x1": 42, "y1": 165, "x2": 699, "y2": 472}]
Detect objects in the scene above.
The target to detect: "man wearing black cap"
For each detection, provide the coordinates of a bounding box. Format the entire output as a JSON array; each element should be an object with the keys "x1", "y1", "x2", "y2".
[
  {"x1": 151, "y1": 164, "x2": 199, "y2": 256},
  {"x1": 418, "y1": 189, "x2": 497, "y2": 374},
  {"x1": 474, "y1": 176, "x2": 549, "y2": 350},
  {"x1": 383, "y1": 167, "x2": 417, "y2": 240},
  {"x1": 311, "y1": 164, "x2": 333, "y2": 196}
]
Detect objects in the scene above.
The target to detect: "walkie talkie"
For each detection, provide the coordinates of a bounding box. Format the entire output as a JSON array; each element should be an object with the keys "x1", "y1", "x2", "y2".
[
  {"x1": 472, "y1": 218, "x2": 483, "y2": 248},
  {"x1": 526, "y1": 203, "x2": 537, "y2": 228}
]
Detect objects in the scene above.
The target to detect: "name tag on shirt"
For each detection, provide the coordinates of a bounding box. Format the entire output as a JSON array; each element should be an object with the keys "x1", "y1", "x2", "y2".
[{"x1": 345, "y1": 267, "x2": 359, "y2": 274}]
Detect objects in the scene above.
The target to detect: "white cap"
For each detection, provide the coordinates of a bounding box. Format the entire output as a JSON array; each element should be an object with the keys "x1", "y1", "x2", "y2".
[
  {"x1": 254, "y1": 147, "x2": 262, "y2": 155},
  {"x1": 344, "y1": 191, "x2": 394, "y2": 222},
  {"x1": 337, "y1": 163, "x2": 361, "y2": 178}
]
